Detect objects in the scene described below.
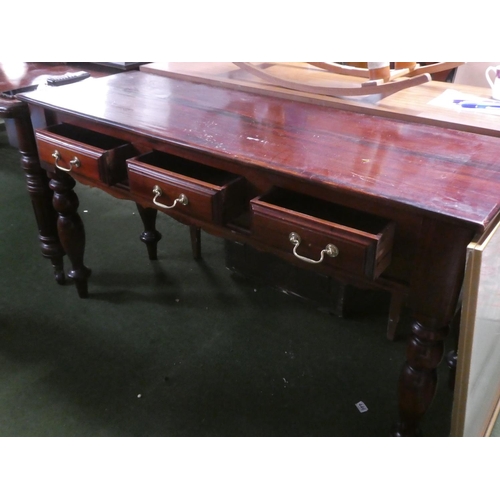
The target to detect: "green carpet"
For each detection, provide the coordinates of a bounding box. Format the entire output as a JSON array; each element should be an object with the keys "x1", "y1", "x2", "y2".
[{"x1": 0, "y1": 126, "x2": 492, "y2": 437}]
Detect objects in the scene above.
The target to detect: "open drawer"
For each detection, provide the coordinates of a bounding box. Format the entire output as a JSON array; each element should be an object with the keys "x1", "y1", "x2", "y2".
[
  {"x1": 35, "y1": 123, "x2": 135, "y2": 185},
  {"x1": 251, "y1": 187, "x2": 395, "y2": 279},
  {"x1": 127, "y1": 151, "x2": 247, "y2": 225}
]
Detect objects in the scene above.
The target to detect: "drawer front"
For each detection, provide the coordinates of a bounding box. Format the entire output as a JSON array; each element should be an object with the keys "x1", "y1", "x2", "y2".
[
  {"x1": 251, "y1": 189, "x2": 394, "y2": 279},
  {"x1": 127, "y1": 151, "x2": 247, "y2": 225},
  {"x1": 35, "y1": 123, "x2": 134, "y2": 185}
]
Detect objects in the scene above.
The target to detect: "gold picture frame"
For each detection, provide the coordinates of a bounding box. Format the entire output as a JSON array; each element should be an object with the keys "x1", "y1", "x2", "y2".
[{"x1": 451, "y1": 218, "x2": 500, "y2": 436}]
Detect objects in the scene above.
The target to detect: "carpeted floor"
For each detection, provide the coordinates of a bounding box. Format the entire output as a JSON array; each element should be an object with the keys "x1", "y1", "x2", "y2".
[{"x1": 0, "y1": 124, "x2": 497, "y2": 437}]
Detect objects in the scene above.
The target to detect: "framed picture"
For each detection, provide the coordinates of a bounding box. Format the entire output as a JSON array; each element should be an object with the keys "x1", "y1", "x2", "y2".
[{"x1": 451, "y1": 218, "x2": 500, "y2": 436}]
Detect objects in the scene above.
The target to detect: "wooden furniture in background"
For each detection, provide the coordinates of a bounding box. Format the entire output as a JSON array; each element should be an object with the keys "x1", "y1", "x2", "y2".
[
  {"x1": 232, "y1": 62, "x2": 462, "y2": 98},
  {"x1": 140, "y1": 62, "x2": 500, "y2": 136}
]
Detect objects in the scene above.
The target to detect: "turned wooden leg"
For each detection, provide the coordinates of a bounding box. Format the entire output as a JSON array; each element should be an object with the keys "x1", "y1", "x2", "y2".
[
  {"x1": 5, "y1": 113, "x2": 65, "y2": 283},
  {"x1": 135, "y1": 204, "x2": 200, "y2": 261},
  {"x1": 391, "y1": 219, "x2": 474, "y2": 436},
  {"x1": 49, "y1": 171, "x2": 91, "y2": 298},
  {"x1": 136, "y1": 203, "x2": 162, "y2": 260},
  {"x1": 392, "y1": 321, "x2": 448, "y2": 436},
  {"x1": 190, "y1": 226, "x2": 201, "y2": 260}
]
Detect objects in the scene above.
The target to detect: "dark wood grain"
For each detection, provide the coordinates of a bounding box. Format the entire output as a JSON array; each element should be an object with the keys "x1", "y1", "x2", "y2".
[
  {"x1": 18, "y1": 71, "x2": 500, "y2": 230},
  {"x1": 7, "y1": 108, "x2": 66, "y2": 283},
  {"x1": 1, "y1": 63, "x2": 122, "y2": 284},
  {"x1": 15, "y1": 70, "x2": 500, "y2": 436}
]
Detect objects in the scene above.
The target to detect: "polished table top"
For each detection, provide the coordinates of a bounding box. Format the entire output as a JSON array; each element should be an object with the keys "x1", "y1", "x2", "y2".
[
  {"x1": 17, "y1": 70, "x2": 500, "y2": 233},
  {"x1": 0, "y1": 62, "x2": 115, "y2": 117}
]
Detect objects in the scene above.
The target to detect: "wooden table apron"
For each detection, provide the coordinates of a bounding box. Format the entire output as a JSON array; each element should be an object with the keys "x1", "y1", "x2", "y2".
[{"x1": 16, "y1": 71, "x2": 500, "y2": 436}]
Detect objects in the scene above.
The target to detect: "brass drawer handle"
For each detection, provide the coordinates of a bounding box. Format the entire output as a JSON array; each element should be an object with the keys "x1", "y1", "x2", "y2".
[
  {"x1": 289, "y1": 232, "x2": 339, "y2": 264},
  {"x1": 152, "y1": 185, "x2": 189, "y2": 209},
  {"x1": 52, "y1": 150, "x2": 81, "y2": 172}
]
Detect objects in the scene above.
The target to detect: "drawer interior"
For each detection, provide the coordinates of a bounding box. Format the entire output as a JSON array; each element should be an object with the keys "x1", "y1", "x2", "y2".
[
  {"x1": 258, "y1": 187, "x2": 389, "y2": 235},
  {"x1": 43, "y1": 123, "x2": 130, "y2": 150},
  {"x1": 134, "y1": 150, "x2": 239, "y2": 186}
]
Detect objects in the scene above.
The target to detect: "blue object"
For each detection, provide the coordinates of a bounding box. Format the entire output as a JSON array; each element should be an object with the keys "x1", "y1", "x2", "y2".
[{"x1": 460, "y1": 103, "x2": 500, "y2": 109}]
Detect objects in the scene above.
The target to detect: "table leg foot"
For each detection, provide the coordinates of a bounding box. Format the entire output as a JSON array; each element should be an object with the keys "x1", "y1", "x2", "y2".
[
  {"x1": 38, "y1": 233, "x2": 66, "y2": 284},
  {"x1": 390, "y1": 422, "x2": 423, "y2": 437},
  {"x1": 49, "y1": 172, "x2": 90, "y2": 298},
  {"x1": 51, "y1": 257, "x2": 66, "y2": 284},
  {"x1": 68, "y1": 266, "x2": 92, "y2": 298}
]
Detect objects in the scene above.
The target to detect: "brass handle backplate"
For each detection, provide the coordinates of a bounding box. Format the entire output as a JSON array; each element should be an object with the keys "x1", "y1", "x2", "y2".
[
  {"x1": 288, "y1": 232, "x2": 339, "y2": 264},
  {"x1": 152, "y1": 185, "x2": 189, "y2": 209},
  {"x1": 52, "y1": 150, "x2": 80, "y2": 172}
]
